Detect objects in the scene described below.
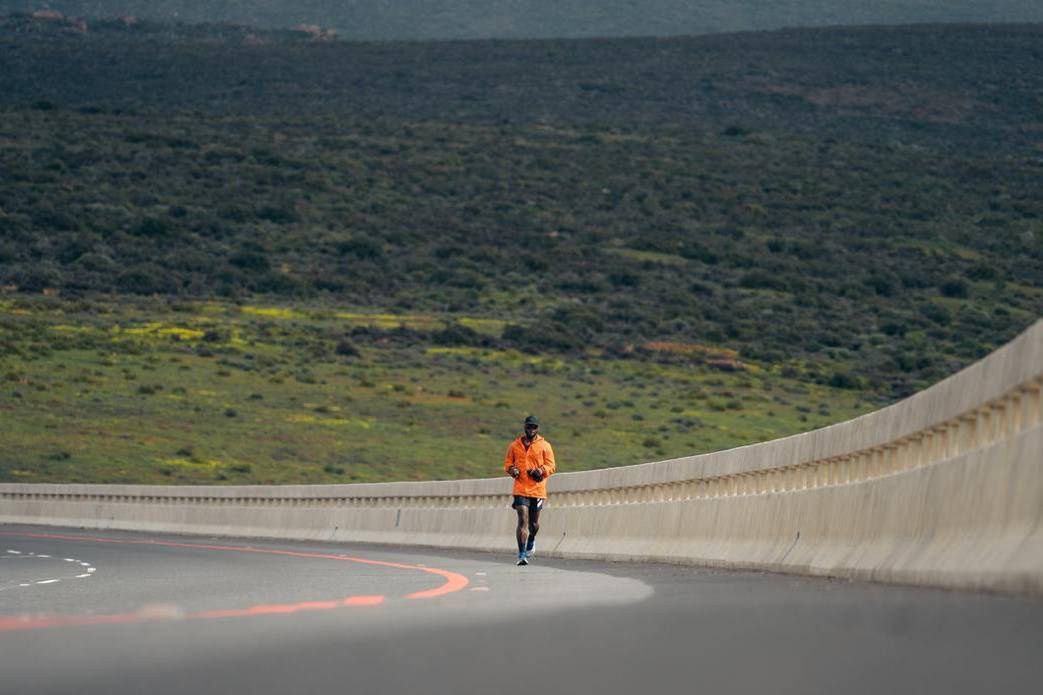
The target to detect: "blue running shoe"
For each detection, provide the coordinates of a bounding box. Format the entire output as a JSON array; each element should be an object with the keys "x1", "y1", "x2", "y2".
[
  {"x1": 516, "y1": 552, "x2": 528, "y2": 566},
  {"x1": 525, "y1": 541, "x2": 535, "y2": 559}
]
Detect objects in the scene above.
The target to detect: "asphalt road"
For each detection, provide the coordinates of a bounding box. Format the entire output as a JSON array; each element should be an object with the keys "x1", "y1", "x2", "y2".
[{"x1": 1, "y1": 524, "x2": 1041, "y2": 695}]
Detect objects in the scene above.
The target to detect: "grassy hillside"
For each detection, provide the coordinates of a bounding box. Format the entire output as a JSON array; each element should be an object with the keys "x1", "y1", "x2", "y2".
[
  {"x1": 0, "y1": 17, "x2": 1040, "y2": 484},
  {"x1": 0, "y1": 296, "x2": 874, "y2": 484},
  {"x1": 1, "y1": 0, "x2": 1042, "y2": 40}
]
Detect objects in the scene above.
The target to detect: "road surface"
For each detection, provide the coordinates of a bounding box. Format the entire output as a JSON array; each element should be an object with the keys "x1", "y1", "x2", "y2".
[{"x1": 1, "y1": 525, "x2": 1040, "y2": 694}]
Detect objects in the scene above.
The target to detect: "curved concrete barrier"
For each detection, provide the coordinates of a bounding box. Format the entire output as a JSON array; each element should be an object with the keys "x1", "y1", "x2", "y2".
[{"x1": 3, "y1": 320, "x2": 1041, "y2": 594}]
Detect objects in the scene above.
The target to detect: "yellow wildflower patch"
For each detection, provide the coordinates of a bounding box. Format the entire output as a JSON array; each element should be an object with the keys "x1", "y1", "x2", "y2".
[
  {"x1": 604, "y1": 248, "x2": 688, "y2": 266},
  {"x1": 286, "y1": 414, "x2": 372, "y2": 428},
  {"x1": 196, "y1": 302, "x2": 226, "y2": 314},
  {"x1": 458, "y1": 317, "x2": 507, "y2": 336},
  {"x1": 336, "y1": 311, "x2": 443, "y2": 330},
  {"x1": 425, "y1": 346, "x2": 494, "y2": 359},
  {"x1": 51, "y1": 324, "x2": 96, "y2": 334},
  {"x1": 228, "y1": 328, "x2": 249, "y2": 347},
  {"x1": 115, "y1": 322, "x2": 206, "y2": 341},
  {"x1": 240, "y1": 306, "x2": 305, "y2": 319},
  {"x1": 161, "y1": 457, "x2": 223, "y2": 469}
]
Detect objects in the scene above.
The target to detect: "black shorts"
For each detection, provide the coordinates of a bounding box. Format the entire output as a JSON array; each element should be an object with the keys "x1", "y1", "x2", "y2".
[{"x1": 512, "y1": 496, "x2": 545, "y2": 512}]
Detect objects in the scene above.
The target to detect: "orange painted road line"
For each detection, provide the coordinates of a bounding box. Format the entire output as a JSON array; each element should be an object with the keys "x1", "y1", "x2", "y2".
[{"x1": 0, "y1": 530, "x2": 467, "y2": 633}]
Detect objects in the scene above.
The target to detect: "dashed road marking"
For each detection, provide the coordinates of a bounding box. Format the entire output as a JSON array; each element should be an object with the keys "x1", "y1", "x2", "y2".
[
  {"x1": 0, "y1": 531, "x2": 472, "y2": 632},
  {"x1": 1, "y1": 549, "x2": 97, "y2": 591}
]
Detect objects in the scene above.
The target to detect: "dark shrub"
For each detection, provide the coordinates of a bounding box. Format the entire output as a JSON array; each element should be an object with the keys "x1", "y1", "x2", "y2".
[
  {"x1": 132, "y1": 218, "x2": 172, "y2": 238},
  {"x1": 940, "y1": 277, "x2": 969, "y2": 298},
  {"x1": 556, "y1": 273, "x2": 608, "y2": 293},
  {"x1": 866, "y1": 274, "x2": 895, "y2": 297},
  {"x1": 689, "y1": 281, "x2": 715, "y2": 296},
  {"x1": 14, "y1": 265, "x2": 62, "y2": 292},
  {"x1": 608, "y1": 271, "x2": 640, "y2": 288},
  {"x1": 550, "y1": 306, "x2": 604, "y2": 337},
  {"x1": 336, "y1": 236, "x2": 384, "y2": 260},
  {"x1": 433, "y1": 323, "x2": 482, "y2": 347},
  {"x1": 502, "y1": 322, "x2": 584, "y2": 353},
  {"x1": 335, "y1": 339, "x2": 360, "y2": 357},
  {"x1": 828, "y1": 371, "x2": 863, "y2": 390},
  {"x1": 739, "y1": 270, "x2": 788, "y2": 292},
  {"x1": 256, "y1": 205, "x2": 298, "y2": 224},
  {"x1": 117, "y1": 265, "x2": 175, "y2": 295},
  {"x1": 920, "y1": 302, "x2": 951, "y2": 325},
  {"x1": 521, "y1": 254, "x2": 549, "y2": 271},
  {"x1": 679, "y1": 244, "x2": 719, "y2": 264},
  {"x1": 229, "y1": 250, "x2": 271, "y2": 272},
  {"x1": 967, "y1": 264, "x2": 998, "y2": 281},
  {"x1": 32, "y1": 207, "x2": 80, "y2": 232},
  {"x1": 219, "y1": 205, "x2": 250, "y2": 222}
]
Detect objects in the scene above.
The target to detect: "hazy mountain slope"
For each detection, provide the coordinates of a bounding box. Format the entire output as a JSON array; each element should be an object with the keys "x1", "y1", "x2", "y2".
[
  {"x1": 2, "y1": 0, "x2": 1042, "y2": 40},
  {"x1": 2, "y1": 19, "x2": 1041, "y2": 400}
]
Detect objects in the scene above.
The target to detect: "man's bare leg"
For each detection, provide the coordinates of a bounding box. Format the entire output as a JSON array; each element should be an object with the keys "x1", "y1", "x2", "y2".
[
  {"x1": 527, "y1": 506, "x2": 541, "y2": 555},
  {"x1": 515, "y1": 504, "x2": 529, "y2": 555}
]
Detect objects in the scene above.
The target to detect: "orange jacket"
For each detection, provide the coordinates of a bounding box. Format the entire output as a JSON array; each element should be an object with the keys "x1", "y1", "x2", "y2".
[{"x1": 503, "y1": 434, "x2": 556, "y2": 499}]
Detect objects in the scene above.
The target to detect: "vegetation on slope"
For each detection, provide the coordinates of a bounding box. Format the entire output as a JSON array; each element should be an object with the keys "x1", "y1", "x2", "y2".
[
  {"x1": 0, "y1": 297, "x2": 874, "y2": 484},
  {"x1": 0, "y1": 17, "x2": 1040, "y2": 483}
]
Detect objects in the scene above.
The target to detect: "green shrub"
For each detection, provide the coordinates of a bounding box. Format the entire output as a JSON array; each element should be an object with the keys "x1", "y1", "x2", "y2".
[
  {"x1": 433, "y1": 323, "x2": 482, "y2": 347},
  {"x1": 117, "y1": 266, "x2": 175, "y2": 295},
  {"x1": 940, "y1": 277, "x2": 969, "y2": 298},
  {"x1": 336, "y1": 236, "x2": 384, "y2": 260},
  {"x1": 132, "y1": 218, "x2": 173, "y2": 238}
]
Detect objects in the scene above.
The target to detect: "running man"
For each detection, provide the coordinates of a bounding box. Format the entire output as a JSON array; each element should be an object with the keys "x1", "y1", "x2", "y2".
[{"x1": 504, "y1": 415, "x2": 556, "y2": 565}]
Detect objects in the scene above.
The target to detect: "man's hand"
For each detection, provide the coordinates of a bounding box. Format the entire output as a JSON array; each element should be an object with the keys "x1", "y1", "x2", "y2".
[
  {"x1": 509, "y1": 466, "x2": 520, "y2": 479},
  {"x1": 528, "y1": 467, "x2": 544, "y2": 482}
]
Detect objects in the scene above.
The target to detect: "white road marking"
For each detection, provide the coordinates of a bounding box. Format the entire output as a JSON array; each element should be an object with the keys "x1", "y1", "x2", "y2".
[
  {"x1": 0, "y1": 551, "x2": 98, "y2": 590},
  {"x1": 470, "y1": 587, "x2": 490, "y2": 592},
  {"x1": 475, "y1": 572, "x2": 487, "y2": 576}
]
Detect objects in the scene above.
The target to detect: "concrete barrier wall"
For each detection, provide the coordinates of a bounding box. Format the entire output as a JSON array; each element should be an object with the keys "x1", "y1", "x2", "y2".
[{"x1": 3, "y1": 319, "x2": 1041, "y2": 594}]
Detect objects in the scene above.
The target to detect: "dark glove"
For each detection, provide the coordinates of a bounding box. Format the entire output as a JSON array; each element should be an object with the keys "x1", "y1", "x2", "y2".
[{"x1": 528, "y1": 468, "x2": 544, "y2": 482}]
